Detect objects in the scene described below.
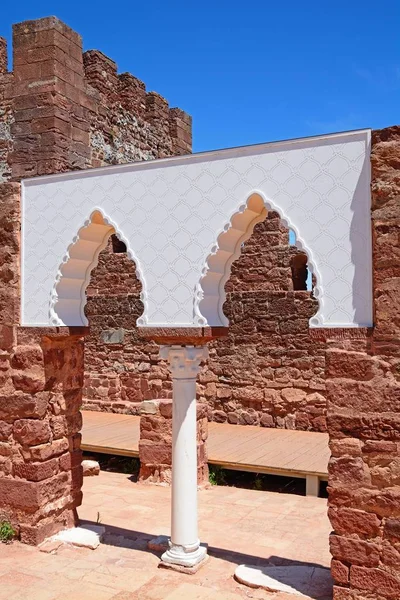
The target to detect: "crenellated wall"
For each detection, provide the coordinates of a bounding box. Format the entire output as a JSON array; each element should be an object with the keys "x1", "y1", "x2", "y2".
[{"x1": 0, "y1": 16, "x2": 191, "y2": 182}]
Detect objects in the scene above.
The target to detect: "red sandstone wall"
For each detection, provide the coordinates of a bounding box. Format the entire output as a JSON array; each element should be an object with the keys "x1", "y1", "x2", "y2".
[
  {"x1": 139, "y1": 399, "x2": 209, "y2": 485},
  {"x1": 84, "y1": 50, "x2": 191, "y2": 165},
  {"x1": 84, "y1": 214, "x2": 327, "y2": 432},
  {"x1": 327, "y1": 127, "x2": 400, "y2": 600},
  {"x1": 0, "y1": 17, "x2": 191, "y2": 182},
  {"x1": 0, "y1": 182, "x2": 87, "y2": 545},
  {"x1": 0, "y1": 15, "x2": 192, "y2": 544},
  {"x1": 0, "y1": 40, "x2": 13, "y2": 181}
]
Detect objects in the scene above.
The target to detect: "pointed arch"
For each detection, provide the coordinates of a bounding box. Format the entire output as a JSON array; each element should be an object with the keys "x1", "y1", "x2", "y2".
[
  {"x1": 49, "y1": 208, "x2": 147, "y2": 326},
  {"x1": 195, "y1": 191, "x2": 323, "y2": 328}
]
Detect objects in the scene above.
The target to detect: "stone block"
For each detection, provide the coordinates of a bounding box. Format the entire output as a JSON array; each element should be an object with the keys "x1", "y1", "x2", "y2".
[
  {"x1": 328, "y1": 508, "x2": 381, "y2": 539},
  {"x1": 139, "y1": 400, "x2": 160, "y2": 415},
  {"x1": 350, "y1": 565, "x2": 400, "y2": 597},
  {"x1": 330, "y1": 534, "x2": 380, "y2": 568},
  {"x1": 139, "y1": 441, "x2": 171, "y2": 466},
  {"x1": 13, "y1": 418, "x2": 51, "y2": 445},
  {"x1": 82, "y1": 459, "x2": 100, "y2": 476},
  {"x1": 14, "y1": 458, "x2": 59, "y2": 482},
  {"x1": 0, "y1": 391, "x2": 49, "y2": 421},
  {"x1": 53, "y1": 524, "x2": 105, "y2": 549},
  {"x1": 331, "y1": 559, "x2": 349, "y2": 585}
]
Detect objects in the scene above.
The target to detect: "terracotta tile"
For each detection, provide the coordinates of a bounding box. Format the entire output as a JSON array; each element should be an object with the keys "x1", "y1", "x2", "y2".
[
  {"x1": 0, "y1": 583, "x2": 22, "y2": 600},
  {"x1": 0, "y1": 571, "x2": 44, "y2": 587},
  {"x1": 53, "y1": 582, "x2": 119, "y2": 600},
  {"x1": 163, "y1": 583, "x2": 214, "y2": 600},
  {"x1": 1, "y1": 471, "x2": 332, "y2": 600}
]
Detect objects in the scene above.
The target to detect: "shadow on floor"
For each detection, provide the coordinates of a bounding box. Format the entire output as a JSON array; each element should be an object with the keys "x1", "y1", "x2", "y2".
[{"x1": 82, "y1": 520, "x2": 333, "y2": 599}]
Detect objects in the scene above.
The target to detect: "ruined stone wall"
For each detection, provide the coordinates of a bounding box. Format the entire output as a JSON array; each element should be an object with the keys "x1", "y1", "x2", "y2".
[
  {"x1": 0, "y1": 15, "x2": 191, "y2": 544},
  {"x1": 201, "y1": 212, "x2": 325, "y2": 430},
  {"x1": 0, "y1": 17, "x2": 191, "y2": 182},
  {"x1": 0, "y1": 182, "x2": 87, "y2": 545},
  {"x1": 138, "y1": 399, "x2": 209, "y2": 486},
  {"x1": 0, "y1": 40, "x2": 13, "y2": 181},
  {"x1": 84, "y1": 213, "x2": 327, "y2": 432},
  {"x1": 84, "y1": 50, "x2": 191, "y2": 166},
  {"x1": 327, "y1": 127, "x2": 400, "y2": 600}
]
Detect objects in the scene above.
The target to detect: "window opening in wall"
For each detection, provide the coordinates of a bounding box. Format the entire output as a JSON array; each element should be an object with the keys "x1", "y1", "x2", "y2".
[
  {"x1": 289, "y1": 229, "x2": 312, "y2": 291},
  {"x1": 111, "y1": 234, "x2": 127, "y2": 253}
]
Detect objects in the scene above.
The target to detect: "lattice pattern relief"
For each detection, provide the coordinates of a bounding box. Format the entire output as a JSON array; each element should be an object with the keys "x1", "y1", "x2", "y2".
[{"x1": 21, "y1": 129, "x2": 372, "y2": 328}]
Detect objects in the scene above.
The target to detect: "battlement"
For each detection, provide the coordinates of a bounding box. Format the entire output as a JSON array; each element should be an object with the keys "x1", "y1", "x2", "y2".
[{"x1": 0, "y1": 16, "x2": 192, "y2": 181}]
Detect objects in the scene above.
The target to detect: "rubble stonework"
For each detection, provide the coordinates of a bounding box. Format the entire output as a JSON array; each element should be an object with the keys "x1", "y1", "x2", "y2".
[
  {"x1": 0, "y1": 180, "x2": 86, "y2": 545},
  {"x1": 84, "y1": 215, "x2": 325, "y2": 432},
  {"x1": 0, "y1": 17, "x2": 191, "y2": 182},
  {"x1": 138, "y1": 399, "x2": 208, "y2": 485}
]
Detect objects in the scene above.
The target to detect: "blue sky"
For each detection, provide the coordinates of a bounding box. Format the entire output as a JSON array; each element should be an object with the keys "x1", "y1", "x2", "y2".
[{"x1": 1, "y1": 1, "x2": 399, "y2": 153}]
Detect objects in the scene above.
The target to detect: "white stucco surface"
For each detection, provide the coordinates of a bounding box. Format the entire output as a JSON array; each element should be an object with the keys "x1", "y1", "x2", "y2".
[{"x1": 21, "y1": 129, "x2": 372, "y2": 328}]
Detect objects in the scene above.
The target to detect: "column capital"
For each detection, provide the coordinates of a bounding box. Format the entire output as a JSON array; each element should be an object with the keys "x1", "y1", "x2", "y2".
[{"x1": 160, "y1": 345, "x2": 208, "y2": 379}]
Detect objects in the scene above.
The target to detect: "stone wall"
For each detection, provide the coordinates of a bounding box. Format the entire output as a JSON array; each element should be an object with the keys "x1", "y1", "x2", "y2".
[
  {"x1": 83, "y1": 213, "x2": 327, "y2": 432},
  {"x1": 0, "y1": 40, "x2": 13, "y2": 182},
  {"x1": 0, "y1": 182, "x2": 87, "y2": 545},
  {"x1": 138, "y1": 399, "x2": 208, "y2": 485},
  {"x1": 0, "y1": 15, "x2": 192, "y2": 545},
  {"x1": 0, "y1": 326, "x2": 86, "y2": 545},
  {"x1": 327, "y1": 126, "x2": 400, "y2": 599},
  {"x1": 0, "y1": 17, "x2": 191, "y2": 182}
]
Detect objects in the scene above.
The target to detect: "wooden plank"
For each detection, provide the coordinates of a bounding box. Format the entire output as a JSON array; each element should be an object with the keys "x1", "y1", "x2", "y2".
[
  {"x1": 209, "y1": 424, "x2": 296, "y2": 458},
  {"x1": 207, "y1": 424, "x2": 273, "y2": 458},
  {"x1": 229, "y1": 430, "x2": 310, "y2": 465},
  {"x1": 82, "y1": 411, "x2": 140, "y2": 457},
  {"x1": 81, "y1": 410, "x2": 329, "y2": 478}
]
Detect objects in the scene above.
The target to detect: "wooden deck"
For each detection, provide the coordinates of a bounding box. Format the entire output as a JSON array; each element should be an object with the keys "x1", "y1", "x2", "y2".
[{"x1": 81, "y1": 410, "x2": 329, "y2": 496}]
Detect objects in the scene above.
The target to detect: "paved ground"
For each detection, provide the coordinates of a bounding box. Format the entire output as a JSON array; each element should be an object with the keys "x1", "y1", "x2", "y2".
[{"x1": 0, "y1": 471, "x2": 332, "y2": 599}]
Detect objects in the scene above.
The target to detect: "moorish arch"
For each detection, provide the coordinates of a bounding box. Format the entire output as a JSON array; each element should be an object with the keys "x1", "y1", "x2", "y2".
[
  {"x1": 50, "y1": 209, "x2": 145, "y2": 327},
  {"x1": 198, "y1": 191, "x2": 322, "y2": 328},
  {"x1": 21, "y1": 129, "x2": 372, "y2": 329}
]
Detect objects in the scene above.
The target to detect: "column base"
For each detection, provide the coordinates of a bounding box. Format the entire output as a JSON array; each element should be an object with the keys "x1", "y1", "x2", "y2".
[{"x1": 161, "y1": 539, "x2": 207, "y2": 568}]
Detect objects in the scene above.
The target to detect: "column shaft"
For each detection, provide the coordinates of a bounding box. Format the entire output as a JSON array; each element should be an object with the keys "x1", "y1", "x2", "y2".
[
  {"x1": 171, "y1": 377, "x2": 198, "y2": 547},
  {"x1": 159, "y1": 345, "x2": 208, "y2": 568}
]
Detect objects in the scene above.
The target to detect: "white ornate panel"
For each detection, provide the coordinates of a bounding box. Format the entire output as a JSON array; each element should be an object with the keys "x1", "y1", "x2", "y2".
[{"x1": 21, "y1": 129, "x2": 372, "y2": 328}]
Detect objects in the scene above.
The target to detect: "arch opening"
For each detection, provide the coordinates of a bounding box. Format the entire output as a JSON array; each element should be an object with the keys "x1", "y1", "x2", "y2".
[
  {"x1": 198, "y1": 193, "x2": 321, "y2": 328},
  {"x1": 50, "y1": 210, "x2": 144, "y2": 327},
  {"x1": 198, "y1": 200, "x2": 325, "y2": 436}
]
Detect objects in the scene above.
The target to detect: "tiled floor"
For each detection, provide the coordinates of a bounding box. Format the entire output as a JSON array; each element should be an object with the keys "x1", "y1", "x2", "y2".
[{"x1": 0, "y1": 471, "x2": 332, "y2": 599}]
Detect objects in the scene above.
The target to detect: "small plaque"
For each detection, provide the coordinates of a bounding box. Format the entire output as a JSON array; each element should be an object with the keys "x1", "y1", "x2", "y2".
[{"x1": 100, "y1": 328, "x2": 125, "y2": 344}]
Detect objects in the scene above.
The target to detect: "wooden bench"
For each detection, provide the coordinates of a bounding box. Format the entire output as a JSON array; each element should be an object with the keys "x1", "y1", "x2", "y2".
[{"x1": 81, "y1": 410, "x2": 329, "y2": 496}]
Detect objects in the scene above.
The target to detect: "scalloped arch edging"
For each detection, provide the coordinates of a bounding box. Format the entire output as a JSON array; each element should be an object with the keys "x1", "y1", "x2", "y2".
[
  {"x1": 49, "y1": 208, "x2": 147, "y2": 327},
  {"x1": 196, "y1": 191, "x2": 323, "y2": 328}
]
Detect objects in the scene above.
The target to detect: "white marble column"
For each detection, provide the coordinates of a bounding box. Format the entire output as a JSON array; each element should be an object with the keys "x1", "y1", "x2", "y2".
[{"x1": 159, "y1": 344, "x2": 208, "y2": 568}]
